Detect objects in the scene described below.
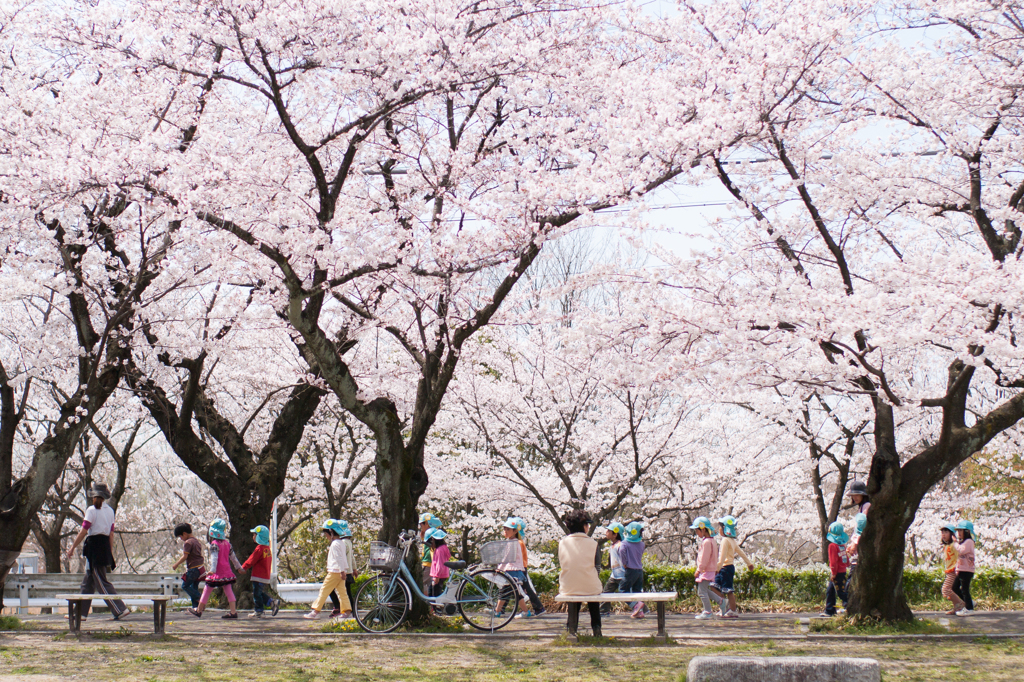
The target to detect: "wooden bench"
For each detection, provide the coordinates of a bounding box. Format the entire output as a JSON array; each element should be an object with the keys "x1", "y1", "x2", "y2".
[
  {"x1": 554, "y1": 591, "x2": 677, "y2": 639},
  {"x1": 56, "y1": 594, "x2": 176, "y2": 635}
]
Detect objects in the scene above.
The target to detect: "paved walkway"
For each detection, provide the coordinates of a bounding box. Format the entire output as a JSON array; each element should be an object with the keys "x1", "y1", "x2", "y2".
[{"x1": 11, "y1": 608, "x2": 1024, "y2": 639}]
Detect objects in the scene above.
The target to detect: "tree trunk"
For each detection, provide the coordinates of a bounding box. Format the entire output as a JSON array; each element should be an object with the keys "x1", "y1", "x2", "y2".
[
  {"x1": 848, "y1": 400, "x2": 914, "y2": 620},
  {"x1": 371, "y1": 400, "x2": 429, "y2": 620}
]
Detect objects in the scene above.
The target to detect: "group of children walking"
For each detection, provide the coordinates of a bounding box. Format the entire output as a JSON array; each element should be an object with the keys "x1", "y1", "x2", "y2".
[
  {"x1": 172, "y1": 517, "x2": 356, "y2": 620},
  {"x1": 172, "y1": 520, "x2": 279, "y2": 619},
  {"x1": 170, "y1": 485, "x2": 980, "y2": 623},
  {"x1": 689, "y1": 515, "x2": 756, "y2": 619}
]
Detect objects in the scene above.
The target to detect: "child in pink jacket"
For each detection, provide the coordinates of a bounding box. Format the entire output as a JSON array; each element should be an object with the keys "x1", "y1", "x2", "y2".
[{"x1": 689, "y1": 517, "x2": 724, "y2": 620}]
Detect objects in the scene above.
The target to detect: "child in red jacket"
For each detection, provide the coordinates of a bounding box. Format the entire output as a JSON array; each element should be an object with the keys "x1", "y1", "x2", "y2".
[
  {"x1": 821, "y1": 521, "x2": 850, "y2": 617},
  {"x1": 242, "y1": 525, "x2": 279, "y2": 619}
]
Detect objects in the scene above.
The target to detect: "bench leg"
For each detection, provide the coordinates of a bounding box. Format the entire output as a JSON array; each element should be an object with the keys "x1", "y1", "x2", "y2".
[
  {"x1": 68, "y1": 600, "x2": 80, "y2": 634},
  {"x1": 566, "y1": 602, "x2": 580, "y2": 636},
  {"x1": 656, "y1": 602, "x2": 667, "y2": 640},
  {"x1": 153, "y1": 600, "x2": 162, "y2": 634}
]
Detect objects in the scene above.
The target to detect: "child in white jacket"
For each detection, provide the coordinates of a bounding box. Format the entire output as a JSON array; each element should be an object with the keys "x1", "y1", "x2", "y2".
[{"x1": 304, "y1": 519, "x2": 352, "y2": 620}]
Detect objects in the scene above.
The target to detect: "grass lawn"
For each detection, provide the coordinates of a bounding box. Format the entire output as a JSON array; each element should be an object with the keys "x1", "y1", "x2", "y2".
[{"x1": 1, "y1": 634, "x2": 1024, "y2": 681}]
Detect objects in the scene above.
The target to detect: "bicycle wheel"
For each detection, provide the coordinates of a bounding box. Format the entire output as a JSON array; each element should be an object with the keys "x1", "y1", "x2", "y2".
[
  {"x1": 354, "y1": 574, "x2": 411, "y2": 633},
  {"x1": 457, "y1": 569, "x2": 518, "y2": 631}
]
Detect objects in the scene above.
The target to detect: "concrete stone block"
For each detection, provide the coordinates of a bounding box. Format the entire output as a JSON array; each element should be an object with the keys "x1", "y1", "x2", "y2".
[{"x1": 687, "y1": 656, "x2": 880, "y2": 682}]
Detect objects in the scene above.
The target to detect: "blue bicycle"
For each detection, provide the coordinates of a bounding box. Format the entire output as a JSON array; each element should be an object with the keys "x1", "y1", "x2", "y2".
[{"x1": 354, "y1": 531, "x2": 519, "y2": 633}]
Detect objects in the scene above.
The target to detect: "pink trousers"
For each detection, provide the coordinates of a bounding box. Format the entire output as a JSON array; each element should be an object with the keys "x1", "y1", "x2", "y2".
[{"x1": 199, "y1": 584, "x2": 236, "y2": 606}]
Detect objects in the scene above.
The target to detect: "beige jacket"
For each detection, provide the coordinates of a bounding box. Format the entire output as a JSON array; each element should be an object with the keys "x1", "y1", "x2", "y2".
[{"x1": 558, "y1": 533, "x2": 603, "y2": 596}]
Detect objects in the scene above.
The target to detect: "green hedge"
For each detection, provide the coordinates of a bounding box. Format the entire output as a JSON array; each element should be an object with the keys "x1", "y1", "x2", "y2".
[{"x1": 526, "y1": 565, "x2": 1022, "y2": 605}]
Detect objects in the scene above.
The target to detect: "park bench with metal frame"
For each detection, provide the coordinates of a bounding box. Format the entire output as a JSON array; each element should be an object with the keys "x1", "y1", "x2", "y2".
[{"x1": 554, "y1": 591, "x2": 678, "y2": 639}]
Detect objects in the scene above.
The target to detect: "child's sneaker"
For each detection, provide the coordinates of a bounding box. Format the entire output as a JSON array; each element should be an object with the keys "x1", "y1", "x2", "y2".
[
  {"x1": 957, "y1": 609, "x2": 973, "y2": 617},
  {"x1": 337, "y1": 611, "x2": 353, "y2": 620},
  {"x1": 302, "y1": 610, "x2": 320, "y2": 620},
  {"x1": 248, "y1": 612, "x2": 263, "y2": 619},
  {"x1": 694, "y1": 611, "x2": 714, "y2": 620},
  {"x1": 187, "y1": 607, "x2": 201, "y2": 618},
  {"x1": 818, "y1": 612, "x2": 834, "y2": 618},
  {"x1": 271, "y1": 599, "x2": 280, "y2": 617},
  {"x1": 631, "y1": 601, "x2": 646, "y2": 618},
  {"x1": 329, "y1": 608, "x2": 341, "y2": 618},
  {"x1": 722, "y1": 610, "x2": 739, "y2": 619},
  {"x1": 222, "y1": 612, "x2": 238, "y2": 619}
]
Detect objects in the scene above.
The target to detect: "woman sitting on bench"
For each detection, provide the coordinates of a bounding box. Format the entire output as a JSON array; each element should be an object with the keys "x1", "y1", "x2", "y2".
[{"x1": 558, "y1": 509, "x2": 602, "y2": 637}]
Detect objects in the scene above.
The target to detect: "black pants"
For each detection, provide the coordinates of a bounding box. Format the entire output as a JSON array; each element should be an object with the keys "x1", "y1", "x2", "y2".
[
  {"x1": 600, "y1": 577, "x2": 621, "y2": 614},
  {"x1": 824, "y1": 572, "x2": 848, "y2": 615},
  {"x1": 566, "y1": 602, "x2": 602, "y2": 636},
  {"x1": 430, "y1": 578, "x2": 447, "y2": 598},
  {"x1": 80, "y1": 562, "x2": 127, "y2": 618},
  {"x1": 952, "y1": 571, "x2": 974, "y2": 611}
]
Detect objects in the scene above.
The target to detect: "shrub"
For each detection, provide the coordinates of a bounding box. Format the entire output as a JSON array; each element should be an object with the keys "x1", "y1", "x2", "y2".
[{"x1": 527, "y1": 565, "x2": 1022, "y2": 606}]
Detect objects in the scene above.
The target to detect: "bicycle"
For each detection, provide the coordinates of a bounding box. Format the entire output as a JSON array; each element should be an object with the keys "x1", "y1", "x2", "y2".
[{"x1": 353, "y1": 531, "x2": 520, "y2": 633}]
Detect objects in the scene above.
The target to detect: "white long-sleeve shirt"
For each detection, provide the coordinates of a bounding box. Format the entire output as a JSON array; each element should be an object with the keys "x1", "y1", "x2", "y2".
[{"x1": 326, "y1": 538, "x2": 350, "y2": 574}]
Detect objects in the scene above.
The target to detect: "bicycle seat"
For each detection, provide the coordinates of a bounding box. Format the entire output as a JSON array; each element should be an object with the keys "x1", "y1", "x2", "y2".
[{"x1": 444, "y1": 560, "x2": 468, "y2": 570}]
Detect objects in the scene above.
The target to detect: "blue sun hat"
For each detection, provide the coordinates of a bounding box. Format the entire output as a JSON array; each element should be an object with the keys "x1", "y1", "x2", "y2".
[
  {"x1": 321, "y1": 519, "x2": 347, "y2": 537},
  {"x1": 607, "y1": 521, "x2": 626, "y2": 539},
  {"x1": 689, "y1": 516, "x2": 716, "y2": 536},
  {"x1": 424, "y1": 527, "x2": 448, "y2": 542},
  {"x1": 854, "y1": 513, "x2": 868, "y2": 536},
  {"x1": 250, "y1": 525, "x2": 270, "y2": 546},
  {"x1": 624, "y1": 521, "x2": 645, "y2": 543},
  {"x1": 940, "y1": 522, "x2": 956, "y2": 535},
  {"x1": 336, "y1": 519, "x2": 353, "y2": 538},
  {"x1": 826, "y1": 521, "x2": 849, "y2": 545},
  {"x1": 208, "y1": 518, "x2": 228, "y2": 540},
  {"x1": 419, "y1": 513, "x2": 443, "y2": 529},
  {"x1": 955, "y1": 520, "x2": 977, "y2": 538},
  {"x1": 503, "y1": 516, "x2": 523, "y2": 533},
  {"x1": 717, "y1": 515, "x2": 739, "y2": 538}
]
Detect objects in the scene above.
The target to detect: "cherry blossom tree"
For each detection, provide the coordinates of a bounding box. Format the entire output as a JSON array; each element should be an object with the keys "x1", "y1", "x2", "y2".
[
  {"x1": 641, "y1": 0, "x2": 1024, "y2": 620},
  {"x1": 0, "y1": 1, "x2": 197, "y2": 602},
  {"x1": 63, "y1": 0, "x2": 717, "y2": 592}
]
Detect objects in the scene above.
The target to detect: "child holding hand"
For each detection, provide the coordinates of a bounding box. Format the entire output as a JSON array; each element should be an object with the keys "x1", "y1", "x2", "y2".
[
  {"x1": 241, "y1": 524, "x2": 278, "y2": 618},
  {"x1": 939, "y1": 522, "x2": 964, "y2": 615},
  {"x1": 953, "y1": 521, "x2": 977, "y2": 616},
  {"x1": 690, "y1": 517, "x2": 724, "y2": 620},
  {"x1": 304, "y1": 520, "x2": 352, "y2": 620},
  {"x1": 187, "y1": 518, "x2": 242, "y2": 619},
  {"x1": 821, "y1": 521, "x2": 850, "y2": 617},
  {"x1": 713, "y1": 515, "x2": 754, "y2": 618}
]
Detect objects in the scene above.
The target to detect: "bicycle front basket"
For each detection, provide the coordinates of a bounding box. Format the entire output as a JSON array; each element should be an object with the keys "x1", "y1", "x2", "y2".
[
  {"x1": 479, "y1": 540, "x2": 521, "y2": 566},
  {"x1": 368, "y1": 541, "x2": 403, "y2": 571}
]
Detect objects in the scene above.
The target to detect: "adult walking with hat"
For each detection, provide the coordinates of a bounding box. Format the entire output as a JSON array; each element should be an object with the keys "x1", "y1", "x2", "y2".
[{"x1": 65, "y1": 483, "x2": 129, "y2": 621}]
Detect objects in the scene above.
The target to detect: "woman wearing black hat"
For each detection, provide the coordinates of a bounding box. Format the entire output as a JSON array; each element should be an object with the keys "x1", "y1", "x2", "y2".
[
  {"x1": 848, "y1": 481, "x2": 871, "y2": 515},
  {"x1": 65, "y1": 483, "x2": 129, "y2": 621}
]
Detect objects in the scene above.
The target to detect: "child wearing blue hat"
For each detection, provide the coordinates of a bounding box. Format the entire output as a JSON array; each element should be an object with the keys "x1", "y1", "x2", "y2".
[
  {"x1": 953, "y1": 521, "x2": 977, "y2": 616},
  {"x1": 821, "y1": 521, "x2": 850, "y2": 617},
  {"x1": 599, "y1": 522, "x2": 626, "y2": 616},
  {"x1": 939, "y1": 522, "x2": 964, "y2": 615},
  {"x1": 188, "y1": 518, "x2": 242, "y2": 619},
  {"x1": 618, "y1": 520, "x2": 647, "y2": 619},
  {"x1": 425, "y1": 528, "x2": 452, "y2": 597},
  {"x1": 690, "y1": 517, "x2": 723, "y2": 620},
  {"x1": 241, "y1": 524, "x2": 279, "y2": 618},
  {"x1": 713, "y1": 516, "x2": 754, "y2": 618},
  {"x1": 304, "y1": 519, "x2": 352, "y2": 620},
  {"x1": 418, "y1": 513, "x2": 443, "y2": 594}
]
